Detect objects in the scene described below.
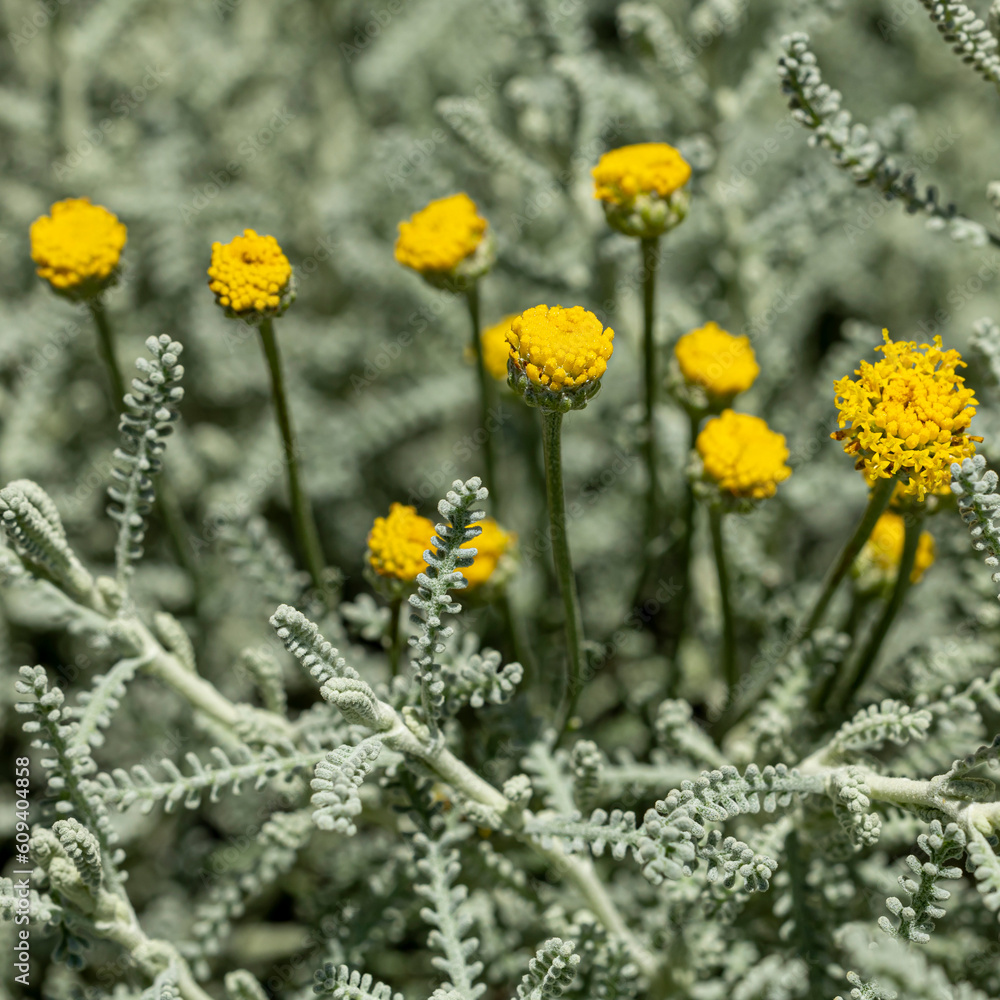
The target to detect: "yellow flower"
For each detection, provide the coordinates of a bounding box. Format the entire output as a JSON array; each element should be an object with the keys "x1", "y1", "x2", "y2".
[
  {"x1": 479, "y1": 315, "x2": 517, "y2": 382},
  {"x1": 696, "y1": 409, "x2": 791, "y2": 499},
  {"x1": 394, "y1": 193, "x2": 491, "y2": 284},
  {"x1": 208, "y1": 229, "x2": 293, "y2": 318},
  {"x1": 674, "y1": 321, "x2": 759, "y2": 399},
  {"x1": 860, "y1": 511, "x2": 935, "y2": 584},
  {"x1": 507, "y1": 305, "x2": 614, "y2": 409},
  {"x1": 832, "y1": 331, "x2": 980, "y2": 501},
  {"x1": 592, "y1": 142, "x2": 691, "y2": 238},
  {"x1": 367, "y1": 503, "x2": 436, "y2": 582},
  {"x1": 30, "y1": 197, "x2": 127, "y2": 299},
  {"x1": 460, "y1": 519, "x2": 513, "y2": 589}
]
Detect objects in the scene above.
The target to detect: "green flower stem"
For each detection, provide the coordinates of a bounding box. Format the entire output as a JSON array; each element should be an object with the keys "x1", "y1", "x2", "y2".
[
  {"x1": 541, "y1": 410, "x2": 586, "y2": 734},
  {"x1": 388, "y1": 593, "x2": 403, "y2": 676},
  {"x1": 715, "y1": 474, "x2": 896, "y2": 736},
  {"x1": 833, "y1": 510, "x2": 923, "y2": 710},
  {"x1": 88, "y1": 298, "x2": 198, "y2": 591},
  {"x1": 88, "y1": 298, "x2": 126, "y2": 404},
  {"x1": 257, "y1": 317, "x2": 327, "y2": 599},
  {"x1": 465, "y1": 283, "x2": 501, "y2": 515},
  {"x1": 664, "y1": 409, "x2": 700, "y2": 695},
  {"x1": 640, "y1": 236, "x2": 661, "y2": 556},
  {"x1": 708, "y1": 505, "x2": 737, "y2": 693}
]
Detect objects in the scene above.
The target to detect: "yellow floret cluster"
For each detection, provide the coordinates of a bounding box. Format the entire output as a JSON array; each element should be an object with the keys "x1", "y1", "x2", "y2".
[
  {"x1": 367, "y1": 503, "x2": 436, "y2": 582},
  {"x1": 460, "y1": 519, "x2": 513, "y2": 588},
  {"x1": 394, "y1": 193, "x2": 487, "y2": 275},
  {"x1": 833, "y1": 331, "x2": 979, "y2": 501},
  {"x1": 507, "y1": 305, "x2": 614, "y2": 391},
  {"x1": 208, "y1": 229, "x2": 292, "y2": 316},
  {"x1": 674, "y1": 321, "x2": 760, "y2": 398},
  {"x1": 592, "y1": 142, "x2": 692, "y2": 203},
  {"x1": 30, "y1": 197, "x2": 127, "y2": 295},
  {"x1": 862, "y1": 511, "x2": 935, "y2": 584},
  {"x1": 480, "y1": 315, "x2": 517, "y2": 381},
  {"x1": 696, "y1": 409, "x2": 791, "y2": 499}
]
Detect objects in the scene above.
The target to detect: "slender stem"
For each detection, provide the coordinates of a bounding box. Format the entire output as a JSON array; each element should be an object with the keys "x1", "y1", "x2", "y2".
[
  {"x1": 715, "y1": 475, "x2": 896, "y2": 736},
  {"x1": 709, "y1": 505, "x2": 737, "y2": 693},
  {"x1": 664, "y1": 410, "x2": 700, "y2": 695},
  {"x1": 640, "y1": 236, "x2": 661, "y2": 554},
  {"x1": 88, "y1": 298, "x2": 126, "y2": 409},
  {"x1": 833, "y1": 510, "x2": 923, "y2": 709},
  {"x1": 388, "y1": 594, "x2": 403, "y2": 677},
  {"x1": 541, "y1": 411, "x2": 586, "y2": 735},
  {"x1": 257, "y1": 317, "x2": 327, "y2": 598},
  {"x1": 465, "y1": 284, "x2": 501, "y2": 516}
]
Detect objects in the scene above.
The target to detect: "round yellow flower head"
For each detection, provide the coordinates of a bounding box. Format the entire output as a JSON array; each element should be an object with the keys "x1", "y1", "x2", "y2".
[
  {"x1": 506, "y1": 304, "x2": 614, "y2": 411},
  {"x1": 859, "y1": 511, "x2": 935, "y2": 585},
  {"x1": 367, "y1": 503, "x2": 436, "y2": 582},
  {"x1": 460, "y1": 518, "x2": 514, "y2": 589},
  {"x1": 673, "y1": 321, "x2": 759, "y2": 403},
  {"x1": 394, "y1": 193, "x2": 493, "y2": 288},
  {"x1": 832, "y1": 330, "x2": 980, "y2": 501},
  {"x1": 696, "y1": 409, "x2": 791, "y2": 500},
  {"x1": 592, "y1": 142, "x2": 691, "y2": 238},
  {"x1": 478, "y1": 315, "x2": 517, "y2": 382},
  {"x1": 30, "y1": 197, "x2": 127, "y2": 300},
  {"x1": 208, "y1": 229, "x2": 294, "y2": 320}
]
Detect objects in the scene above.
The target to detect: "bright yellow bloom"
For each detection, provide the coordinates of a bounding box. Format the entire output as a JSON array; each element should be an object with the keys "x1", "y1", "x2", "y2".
[
  {"x1": 479, "y1": 315, "x2": 517, "y2": 381},
  {"x1": 593, "y1": 143, "x2": 692, "y2": 202},
  {"x1": 674, "y1": 321, "x2": 759, "y2": 398},
  {"x1": 507, "y1": 305, "x2": 614, "y2": 392},
  {"x1": 208, "y1": 229, "x2": 293, "y2": 317},
  {"x1": 30, "y1": 197, "x2": 127, "y2": 298},
  {"x1": 460, "y1": 519, "x2": 513, "y2": 588},
  {"x1": 861, "y1": 511, "x2": 935, "y2": 584},
  {"x1": 697, "y1": 410, "x2": 791, "y2": 499},
  {"x1": 833, "y1": 331, "x2": 979, "y2": 501},
  {"x1": 367, "y1": 503, "x2": 436, "y2": 582},
  {"x1": 394, "y1": 193, "x2": 488, "y2": 276}
]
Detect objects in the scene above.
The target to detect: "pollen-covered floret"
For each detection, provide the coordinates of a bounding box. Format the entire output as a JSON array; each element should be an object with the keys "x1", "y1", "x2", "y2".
[
  {"x1": 507, "y1": 305, "x2": 614, "y2": 392},
  {"x1": 592, "y1": 143, "x2": 692, "y2": 202},
  {"x1": 460, "y1": 519, "x2": 513, "y2": 589},
  {"x1": 480, "y1": 315, "x2": 517, "y2": 381},
  {"x1": 30, "y1": 197, "x2": 127, "y2": 296},
  {"x1": 208, "y1": 229, "x2": 293, "y2": 317},
  {"x1": 367, "y1": 503, "x2": 436, "y2": 582},
  {"x1": 833, "y1": 331, "x2": 979, "y2": 501},
  {"x1": 394, "y1": 193, "x2": 488, "y2": 275},
  {"x1": 861, "y1": 511, "x2": 935, "y2": 584},
  {"x1": 697, "y1": 409, "x2": 791, "y2": 499},
  {"x1": 674, "y1": 321, "x2": 759, "y2": 398}
]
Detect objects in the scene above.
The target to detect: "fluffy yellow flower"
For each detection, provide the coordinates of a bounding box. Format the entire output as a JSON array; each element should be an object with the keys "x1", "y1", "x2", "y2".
[
  {"x1": 593, "y1": 143, "x2": 692, "y2": 201},
  {"x1": 674, "y1": 321, "x2": 759, "y2": 399},
  {"x1": 479, "y1": 315, "x2": 517, "y2": 381},
  {"x1": 208, "y1": 229, "x2": 293, "y2": 318},
  {"x1": 394, "y1": 193, "x2": 489, "y2": 278},
  {"x1": 30, "y1": 197, "x2": 127, "y2": 298},
  {"x1": 507, "y1": 305, "x2": 614, "y2": 392},
  {"x1": 833, "y1": 331, "x2": 979, "y2": 501},
  {"x1": 696, "y1": 410, "x2": 791, "y2": 499},
  {"x1": 367, "y1": 503, "x2": 436, "y2": 582},
  {"x1": 861, "y1": 511, "x2": 935, "y2": 584},
  {"x1": 592, "y1": 143, "x2": 691, "y2": 238},
  {"x1": 460, "y1": 519, "x2": 513, "y2": 588}
]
